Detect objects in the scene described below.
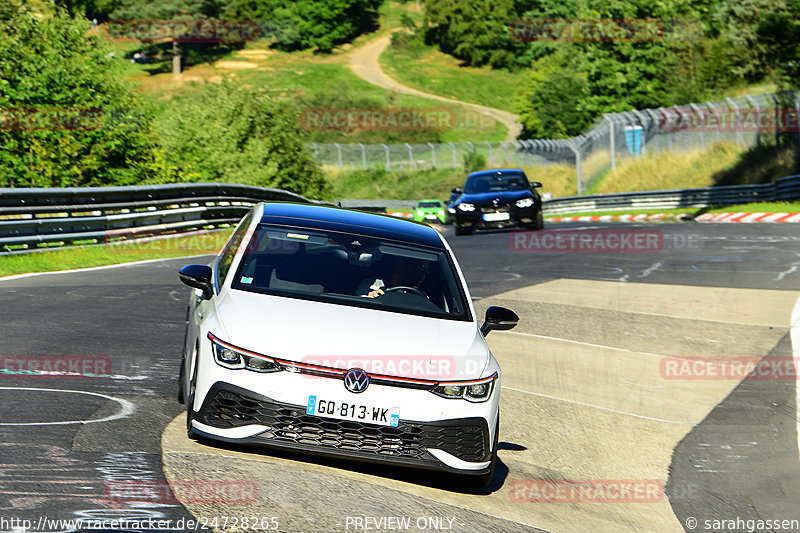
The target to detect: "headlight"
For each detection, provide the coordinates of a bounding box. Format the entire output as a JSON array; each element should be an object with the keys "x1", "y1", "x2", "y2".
[
  {"x1": 515, "y1": 197, "x2": 535, "y2": 208},
  {"x1": 457, "y1": 203, "x2": 476, "y2": 212},
  {"x1": 209, "y1": 334, "x2": 282, "y2": 373},
  {"x1": 416, "y1": 210, "x2": 424, "y2": 216},
  {"x1": 448, "y1": 208, "x2": 455, "y2": 214},
  {"x1": 431, "y1": 373, "x2": 496, "y2": 402},
  {"x1": 438, "y1": 209, "x2": 444, "y2": 215}
]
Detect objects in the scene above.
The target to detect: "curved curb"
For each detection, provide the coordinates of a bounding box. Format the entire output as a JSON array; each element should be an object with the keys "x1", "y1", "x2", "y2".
[
  {"x1": 694, "y1": 212, "x2": 800, "y2": 223},
  {"x1": 349, "y1": 34, "x2": 521, "y2": 142}
]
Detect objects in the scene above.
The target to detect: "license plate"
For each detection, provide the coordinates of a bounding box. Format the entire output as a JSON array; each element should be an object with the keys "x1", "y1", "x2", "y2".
[
  {"x1": 306, "y1": 395, "x2": 399, "y2": 427},
  {"x1": 425, "y1": 214, "x2": 438, "y2": 220},
  {"x1": 483, "y1": 212, "x2": 510, "y2": 222}
]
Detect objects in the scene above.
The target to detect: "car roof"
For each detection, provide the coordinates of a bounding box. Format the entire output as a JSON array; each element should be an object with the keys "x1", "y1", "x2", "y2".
[
  {"x1": 467, "y1": 168, "x2": 527, "y2": 179},
  {"x1": 258, "y1": 202, "x2": 445, "y2": 249}
]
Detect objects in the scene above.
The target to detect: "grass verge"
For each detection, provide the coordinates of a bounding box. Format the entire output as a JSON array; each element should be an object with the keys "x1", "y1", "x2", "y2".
[
  {"x1": 0, "y1": 229, "x2": 232, "y2": 278},
  {"x1": 544, "y1": 201, "x2": 800, "y2": 218}
]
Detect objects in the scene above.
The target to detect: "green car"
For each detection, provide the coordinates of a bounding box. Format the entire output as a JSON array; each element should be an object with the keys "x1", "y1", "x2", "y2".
[{"x1": 413, "y1": 199, "x2": 446, "y2": 224}]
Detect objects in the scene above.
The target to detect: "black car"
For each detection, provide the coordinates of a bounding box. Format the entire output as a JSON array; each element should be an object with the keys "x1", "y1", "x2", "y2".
[
  {"x1": 452, "y1": 169, "x2": 544, "y2": 236},
  {"x1": 444, "y1": 190, "x2": 460, "y2": 224}
]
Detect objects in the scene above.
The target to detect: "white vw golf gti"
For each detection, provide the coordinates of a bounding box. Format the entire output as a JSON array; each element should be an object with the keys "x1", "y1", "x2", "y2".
[{"x1": 177, "y1": 202, "x2": 518, "y2": 487}]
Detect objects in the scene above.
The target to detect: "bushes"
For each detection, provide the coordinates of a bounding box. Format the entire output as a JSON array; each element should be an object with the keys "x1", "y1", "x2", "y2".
[
  {"x1": 0, "y1": 0, "x2": 159, "y2": 187},
  {"x1": 155, "y1": 81, "x2": 331, "y2": 199}
]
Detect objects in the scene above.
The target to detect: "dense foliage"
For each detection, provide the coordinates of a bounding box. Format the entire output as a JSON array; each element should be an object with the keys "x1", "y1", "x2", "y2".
[
  {"x1": 156, "y1": 82, "x2": 331, "y2": 198},
  {"x1": 1, "y1": 0, "x2": 331, "y2": 197},
  {"x1": 58, "y1": 0, "x2": 381, "y2": 53},
  {"x1": 419, "y1": 0, "x2": 800, "y2": 138},
  {"x1": 0, "y1": 0, "x2": 158, "y2": 187}
]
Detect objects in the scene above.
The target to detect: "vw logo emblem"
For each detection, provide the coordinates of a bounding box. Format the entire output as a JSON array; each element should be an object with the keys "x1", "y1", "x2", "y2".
[
  {"x1": 493, "y1": 198, "x2": 500, "y2": 206},
  {"x1": 344, "y1": 368, "x2": 369, "y2": 393}
]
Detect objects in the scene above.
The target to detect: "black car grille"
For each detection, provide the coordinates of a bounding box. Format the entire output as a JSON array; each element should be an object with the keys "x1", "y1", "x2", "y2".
[
  {"x1": 480, "y1": 205, "x2": 510, "y2": 213},
  {"x1": 200, "y1": 387, "x2": 489, "y2": 463}
]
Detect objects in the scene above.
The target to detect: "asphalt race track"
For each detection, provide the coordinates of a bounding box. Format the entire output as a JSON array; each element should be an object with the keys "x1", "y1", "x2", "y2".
[{"x1": 1, "y1": 222, "x2": 799, "y2": 532}]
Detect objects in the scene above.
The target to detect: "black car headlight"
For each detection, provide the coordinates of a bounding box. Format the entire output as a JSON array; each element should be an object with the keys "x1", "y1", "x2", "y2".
[
  {"x1": 515, "y1": 198, "x2": 535, "y2": 208},
  {"x1": 209, "y1": 333, "x2": 282, "y2": 373},
  {"x1": 431, "y1": 373, "x2": 496, "y2": 402}
]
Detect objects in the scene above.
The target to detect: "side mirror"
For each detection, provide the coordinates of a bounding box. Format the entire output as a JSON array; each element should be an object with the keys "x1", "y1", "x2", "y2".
[
  {"x1": 480, "y1": 306, "x2": 519, "y2": 336},
  {"x1": 531, "y1": 181, "x2": 542, "y2": 188},
  {"x1": 179, "y1": 264, "x2": 213, "y2": 300},
  {"x1": 451, "y1": 187, "x2": 463, "y2": 194}
]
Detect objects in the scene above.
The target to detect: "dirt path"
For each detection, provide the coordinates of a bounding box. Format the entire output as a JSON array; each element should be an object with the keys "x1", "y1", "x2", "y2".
[{"x1": 349, "y1": 33, "x2": 522, "y2": 142}]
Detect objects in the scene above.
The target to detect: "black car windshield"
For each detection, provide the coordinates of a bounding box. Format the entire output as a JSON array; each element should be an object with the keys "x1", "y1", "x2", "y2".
[
  {"x1": 232, "y1": 224, "x2": 471, "y2": 321},
  {"x1": 464, "y1": 172, "x2": 530, "y2": 194},
  {"x1": 417, "y1": 201, "x2": 441, "y2": 208}
]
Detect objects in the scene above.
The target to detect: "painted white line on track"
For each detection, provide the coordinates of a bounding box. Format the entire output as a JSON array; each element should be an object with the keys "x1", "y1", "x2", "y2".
[
  {"x1": 0, "y1": 254, "x2": 213, "y2": 282},
  {"x1": 501, "y1": 386, "x2": 693, "y2": 426},
  {"x1": 500, "y1": 330, "x2": 791, "y2": 369},
  {"x1": 0, "y1": 387, "x2": 134, "y2": 426},
  {"x1": 791, "y1": 294, "x2": 800, "y2": 464}
]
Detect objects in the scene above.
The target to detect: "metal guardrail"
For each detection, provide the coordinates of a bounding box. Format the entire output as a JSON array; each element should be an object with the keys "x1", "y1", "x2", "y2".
[
  {"x1": 2, "y1": 176, "x2": 799, "y2": 252},
  {"x1": 0, "y1": 183, "x2": 321, "y2": 251},
  {"x1": 542, "y1": 175, "x2": 800, "y2": 215}
]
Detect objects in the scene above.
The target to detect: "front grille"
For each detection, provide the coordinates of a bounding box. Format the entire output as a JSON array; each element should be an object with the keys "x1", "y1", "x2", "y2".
[
  {"x1": 481, "y1": 205, "x2": 510, "y2": 213},
  {"x1": 200, "y1": 387, "x2": 489, "y2": 462}
]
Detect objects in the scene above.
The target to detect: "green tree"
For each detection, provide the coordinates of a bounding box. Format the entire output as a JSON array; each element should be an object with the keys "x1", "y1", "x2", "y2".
[
  {"x1": 156, "y1": 82, "x2": 330, "y2": 199},
  {"x1": 0, "y1": 0, "x2": 158, "y2": 187},
  {"x1": 223, "y1": 0, "x2": 381, "y2": 53},
  {"x1": 109, "y1": 0, "x2": 228, "y2": 76}
]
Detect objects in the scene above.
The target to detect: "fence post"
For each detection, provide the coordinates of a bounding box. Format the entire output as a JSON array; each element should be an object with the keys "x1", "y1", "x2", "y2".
[
  {"x1": 707, "y1": 102, "x2": 720, "y2": 143},
  {"x1": 382, "y1": 143, "x2": 390, "y2": 171},
  {"x1": 569, "y1": 143, "x2": 582, "y2": 195},
  {"x1": 335, "y1": 143, "x2": 343, "y2": 170},
  {"x1": 767, "y1": 93, "x2": 780, "y2": 147},
  {"x1": 485, "y1": 142, "x2": 493, "y2": 166},
  {"x1": 428, "y1": 142, "x2": 436, "y2": 168},
  {"x1": 405, "y1": 143, "x2": 414, "y2": 169},
  {"x1": 746, "y1": 95, "x2": 761, "y2": 146},
  {"x1": 449, "y1": 142, "x2": 457, "y2": 168},
  {"x1": 725, "y1": 98, "x2": 742, "y2": 148},
  {"x1": 689, "y1": 103, "x2": 705, "y2": 149},
  {"x1": 607, "y1": 115, "x2": 615, "y2": 171},
  {"x1": 358, "y1": 143, "x2": 366, "y2": 170}
]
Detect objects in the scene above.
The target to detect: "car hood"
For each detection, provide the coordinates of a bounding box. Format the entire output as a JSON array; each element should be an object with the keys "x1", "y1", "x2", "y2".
[
  {"x1": 459, "y1": 190, "x2": 533, "y2": 205},
  {"x1": 214, "y1": 290, "x2": 489, "y2": 381}
]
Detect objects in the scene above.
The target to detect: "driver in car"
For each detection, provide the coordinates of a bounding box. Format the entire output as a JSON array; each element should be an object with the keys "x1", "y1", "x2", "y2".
[{"x1": 361, "y1": 258, "x2": 429, "y2": 298}]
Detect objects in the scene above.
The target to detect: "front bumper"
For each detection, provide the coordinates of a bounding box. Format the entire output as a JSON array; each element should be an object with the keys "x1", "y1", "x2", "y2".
[
  {"x1": 455, "y1": 205, "x2": 539, "y2": 230},
  {"x1": 192, "y1": 382, "x2": 494, "y2": 475},
  {"x1": 414, "y1": 212, "x2": 446, "y2": 224}
]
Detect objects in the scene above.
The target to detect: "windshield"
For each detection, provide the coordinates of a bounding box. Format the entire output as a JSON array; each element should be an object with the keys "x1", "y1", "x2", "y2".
[
  {"x1": 417, "y1": 201, "x2": 442, "y2": 208},
  {"x1": 464, "y1": 172, "x2": 530, "y2": 194},
  {"x1": 232, "y1": 224, "x2": 471, "y2": 321}
]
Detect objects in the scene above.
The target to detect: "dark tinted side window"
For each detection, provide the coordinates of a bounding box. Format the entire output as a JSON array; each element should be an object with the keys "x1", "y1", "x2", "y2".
[{"x1": 215, "y1": 211, "x2": 253, "y2": 292}]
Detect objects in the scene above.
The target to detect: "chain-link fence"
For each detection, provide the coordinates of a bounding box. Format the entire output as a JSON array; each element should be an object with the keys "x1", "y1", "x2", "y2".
[
  {"x1": 306, "y1": 90, "x2": 800, "y2": 195},
  {"x1": 305, "y1": 141, "x2": 561, "y2": 173}
]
